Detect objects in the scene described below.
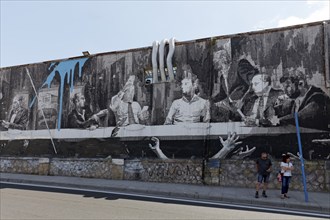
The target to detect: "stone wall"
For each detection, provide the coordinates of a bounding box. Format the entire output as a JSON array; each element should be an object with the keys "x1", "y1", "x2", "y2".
[
  {"x1": 49, "y1": 158, "x2": 119, "y2": 179},
  {"x1": 0, "y1": 157, "x2": 40, "y2": 174},
  {"x1": 0, "y1": 157, "x2": 329, "y2": 192},
  {"x1": 124, "y1": 159, "x2": 203, "y2": 184},
  {"x1": 0, "y1": 157, "x2": 124, "y2": 180},
  {"x1": 204, "y1": 159, "x2": 329, "y2": 192}
]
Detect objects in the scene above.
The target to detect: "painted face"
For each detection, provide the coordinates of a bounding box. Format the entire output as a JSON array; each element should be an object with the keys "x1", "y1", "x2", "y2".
[
  {"x1": 12, "y1": 97, "x2": 21, "y2": 111},
  {"x1": 76, "y1": 94, "x2": 86, "y2": 108},
  {"x1": 297, "y1": 79, "x2": 306, "y2": 91},
  {"x1": 283, "y1": 79, "x2": 297, "y2": 98},
  {"x1": 181, "y1": 78, "x2": 194, "y2": 94},
  {"x1": 213, "y1": 51, "x2": 230, "y2": 74},
  {"x1": 252, "y1": 75, "x2": 269, "y2": 95}
]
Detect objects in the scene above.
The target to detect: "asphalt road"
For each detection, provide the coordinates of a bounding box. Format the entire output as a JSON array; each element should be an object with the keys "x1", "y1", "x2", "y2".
[{"x1": 0, "y1": 183, "x2": 326, "y2": 220}]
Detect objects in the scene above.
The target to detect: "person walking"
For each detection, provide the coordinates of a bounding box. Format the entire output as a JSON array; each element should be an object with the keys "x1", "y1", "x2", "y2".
[
  {"x1": 255, "y1": 152, "x2": 272, "y2": 198},
  {"x1": 280, "y1": 154, "x2": 294, "y2": 199}
]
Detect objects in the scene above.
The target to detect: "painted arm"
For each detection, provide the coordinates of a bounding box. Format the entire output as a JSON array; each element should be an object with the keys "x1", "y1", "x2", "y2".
[
  {"x1": 7, "y1": 109, "x2": 29, "y2": 130},
  {"x1": 164, "y1": 102, "x2": 177, "y2": 125},
  {"x1": 148, "y1": 137, "x2": 169, "y2": 159},
  {"x1": 202, "y1": 100, "x2": 211, "y2": 123},
  {"x1": 68, "y1": 113, "x2": 97, "y2": 129},
  {"x1": 109, "y1": 92, "x2": 124, "y2": 113}
]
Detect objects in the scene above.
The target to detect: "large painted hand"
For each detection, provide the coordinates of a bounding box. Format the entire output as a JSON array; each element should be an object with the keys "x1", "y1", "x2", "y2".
[
  {"x1": 220, "y1": 132, "x2": 242, "y2": 151},
  {"x1": 231, "y1": 145, "x2": 256, "y2": 159},
  {"x1": 211, "y1": 132, "x2": 242, "y2": 159},
  {"x1": 148, "y1": 137, "x2": 168, "y2": 159},
  {"x1": 148, "y1": 137, "x2": 160, "y2": 151}
]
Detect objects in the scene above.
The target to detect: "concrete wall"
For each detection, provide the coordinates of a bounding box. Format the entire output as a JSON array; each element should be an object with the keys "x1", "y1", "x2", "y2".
[
  {"x1": 1, "y1": 157, "x2": 329, "y2": 192},
  {"x1": 1, "y1": 21, "x2": 330, "y2": 161}
]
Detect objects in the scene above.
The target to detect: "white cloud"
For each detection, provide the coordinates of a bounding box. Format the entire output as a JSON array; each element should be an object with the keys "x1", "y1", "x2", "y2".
[
  {"x1": 277, "y1": 1, "x2": 329, "y2": 27},
  {"x1": 306, "y1": 0, "x2": 322, "y2": 5}
]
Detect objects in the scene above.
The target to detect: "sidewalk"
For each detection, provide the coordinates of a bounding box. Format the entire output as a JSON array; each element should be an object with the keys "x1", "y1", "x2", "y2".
[{"x1": 1, "y1": 173, "x2": 329, "y2": 215}]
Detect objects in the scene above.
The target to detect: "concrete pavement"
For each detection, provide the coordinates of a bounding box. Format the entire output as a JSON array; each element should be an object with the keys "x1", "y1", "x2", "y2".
[{"x1": 0, "y1": 172, "x2": 329, "y2": 215}]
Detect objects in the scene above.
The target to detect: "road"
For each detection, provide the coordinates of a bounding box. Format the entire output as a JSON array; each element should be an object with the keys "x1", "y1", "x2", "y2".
[{"x1": 0, "y1": 183, "x2": 326, "y2": 220}]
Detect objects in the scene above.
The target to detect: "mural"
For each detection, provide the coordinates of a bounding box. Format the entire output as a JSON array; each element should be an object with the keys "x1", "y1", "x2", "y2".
[{"x1": 1, "y1": 21, "x2": 329, "y2": 160}]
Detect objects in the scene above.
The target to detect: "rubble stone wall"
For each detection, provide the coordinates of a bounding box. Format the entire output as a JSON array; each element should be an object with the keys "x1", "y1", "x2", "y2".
[{"x1": 1, "y1": 157, "x2": 328, "y2": 192}]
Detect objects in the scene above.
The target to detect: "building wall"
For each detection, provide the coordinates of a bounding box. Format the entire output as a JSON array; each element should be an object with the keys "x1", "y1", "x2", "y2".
[{"x1": 0, "y1": 21, "x2": 330, "y2": 161}]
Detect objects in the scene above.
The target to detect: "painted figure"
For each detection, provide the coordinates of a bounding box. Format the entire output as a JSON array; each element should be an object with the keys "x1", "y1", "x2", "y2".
[
  {"x1": 164, "y1": 65, "x2": 210, "y2": 125},
  {"x1": 211, "y1": 58, "x2": 259, "y2": 122},
  {"x1": 68, "y1": 93, "x2": 99, "y2": 130},
  {"x1": 110, "y1": 75, "x2": 149, "y2": 127},
  {"x1": 1, "y1": 95, "x2": 28, "y2": 130},
  {"x1": 235, "y1": 73, "x2": 283, "y2": 126},
  {"x1": 276, "y1": 72, "x2": 330, "y2": 130}
]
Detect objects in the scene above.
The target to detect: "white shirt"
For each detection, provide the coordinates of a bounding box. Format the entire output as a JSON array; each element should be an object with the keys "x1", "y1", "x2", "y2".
[
  {"x1": 281, "y1": 162, "x2": 293, "y2": 177},
  {"x1": 164, "y1": 95, "x2": 210, "y2": 125},
  {"x1": 10, "y1": 113, "x2": 17, "y2": 123},
  {"x1": 251, "y1": 86, "x2": 271, "y2": 119},
  {"x1": 110, "y1": 94, "x2": 142, "y2": 126}
]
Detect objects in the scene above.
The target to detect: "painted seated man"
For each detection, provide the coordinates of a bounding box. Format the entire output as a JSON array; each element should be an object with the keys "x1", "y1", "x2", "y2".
[
  {"x1": 164, "y1": 65, "x2": 210, "y2": 125},
  {"x1": 211, "y1": 58, "x2": 259, "y2": 122},
  {"x1": 236, "y1": 73, "x2": 283, "y2": 126},
  {"x1": 109, "y1": 75, "x2": 149, "y2": 127},
  {"x1": 1, "y1": 95, "x2": 28, "y2": 130},
  {"x1": 276, "y1": 72, "x2": 330, "y2": 130},
  {"x1": 218, "y1": 72, "x2": 282, "y2": 127},
  {"x1": 68, "y1": 93, "x2": 99, "y2": 130}
]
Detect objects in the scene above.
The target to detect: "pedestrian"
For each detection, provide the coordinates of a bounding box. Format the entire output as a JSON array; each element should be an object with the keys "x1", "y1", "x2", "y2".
[
  {"x1": 280, "y1": 153, "x2": 294, "y2": 199},
  {"x1": 255, "y1": 152, "x2": 272, "y2": 198}
]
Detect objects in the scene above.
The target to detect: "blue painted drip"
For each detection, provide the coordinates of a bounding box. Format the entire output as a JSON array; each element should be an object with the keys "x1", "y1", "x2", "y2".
[
  {"x1": 30, "y1": 58, "x2": 88, "y2": 130},
  {"x1": 48, "y1": 62, "x2": 56, "y2": 70}
]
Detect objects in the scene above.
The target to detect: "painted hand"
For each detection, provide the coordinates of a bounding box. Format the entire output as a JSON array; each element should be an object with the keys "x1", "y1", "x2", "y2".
[
  {"x1": 148, "y1": 137, "x2": 160, "y2": 151},
  {"x1": 91, "y1": 114, "x2": 100, "y2": 123},
  {"x1": 231, "y1": 145, "x2": 256, "y2": 159},
  {"x1": 211, "y1": 132, "x2": 243, "y2": 159},
  {"x1": 244, "y1": 117, "x2": 257, "y2": 126},
  {"x1": 1, "y1": 120, "x2": 10, "y2": 129},
  {"x1": 220, "y1": 132, "x2": 243, "y2": 151},
  {"x1": 89, "y1": 125, "x2": 98, "y2": 131},
  {"x1": 139, "y1": 108, "x2": 149, "y2": 121},
  {"x1": 269, "y1": 115, "x2": 280, "y2": 126},
  {"x1": 148, "y1": 137, "x2": 168, "y2": 159}
]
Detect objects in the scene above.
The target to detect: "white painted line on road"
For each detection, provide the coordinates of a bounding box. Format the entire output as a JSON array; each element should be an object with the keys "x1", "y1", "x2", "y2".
[{"x1": 1, "y1": 181, "x2": 329, "y2": 218}]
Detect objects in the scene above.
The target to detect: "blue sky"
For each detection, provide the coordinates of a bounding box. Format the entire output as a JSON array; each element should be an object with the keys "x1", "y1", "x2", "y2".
[{"x1": 1, "y1": 0, "x2": 329, "y2": 68}]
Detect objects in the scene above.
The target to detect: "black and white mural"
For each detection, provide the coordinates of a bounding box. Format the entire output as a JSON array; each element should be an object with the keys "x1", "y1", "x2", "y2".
[{"x1": 1, "y1": 21, "x2": 329, "y2": 160}]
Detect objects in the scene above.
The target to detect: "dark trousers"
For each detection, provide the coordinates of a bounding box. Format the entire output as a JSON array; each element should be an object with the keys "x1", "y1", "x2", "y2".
[{"x1": 281, "y1": 176, "x2": 291, "y2": 194}]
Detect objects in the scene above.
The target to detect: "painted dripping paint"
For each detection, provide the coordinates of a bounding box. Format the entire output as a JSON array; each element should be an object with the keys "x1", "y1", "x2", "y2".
[{"x1": 30, "y1": 58, "x2": 88, "y2": 130}]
